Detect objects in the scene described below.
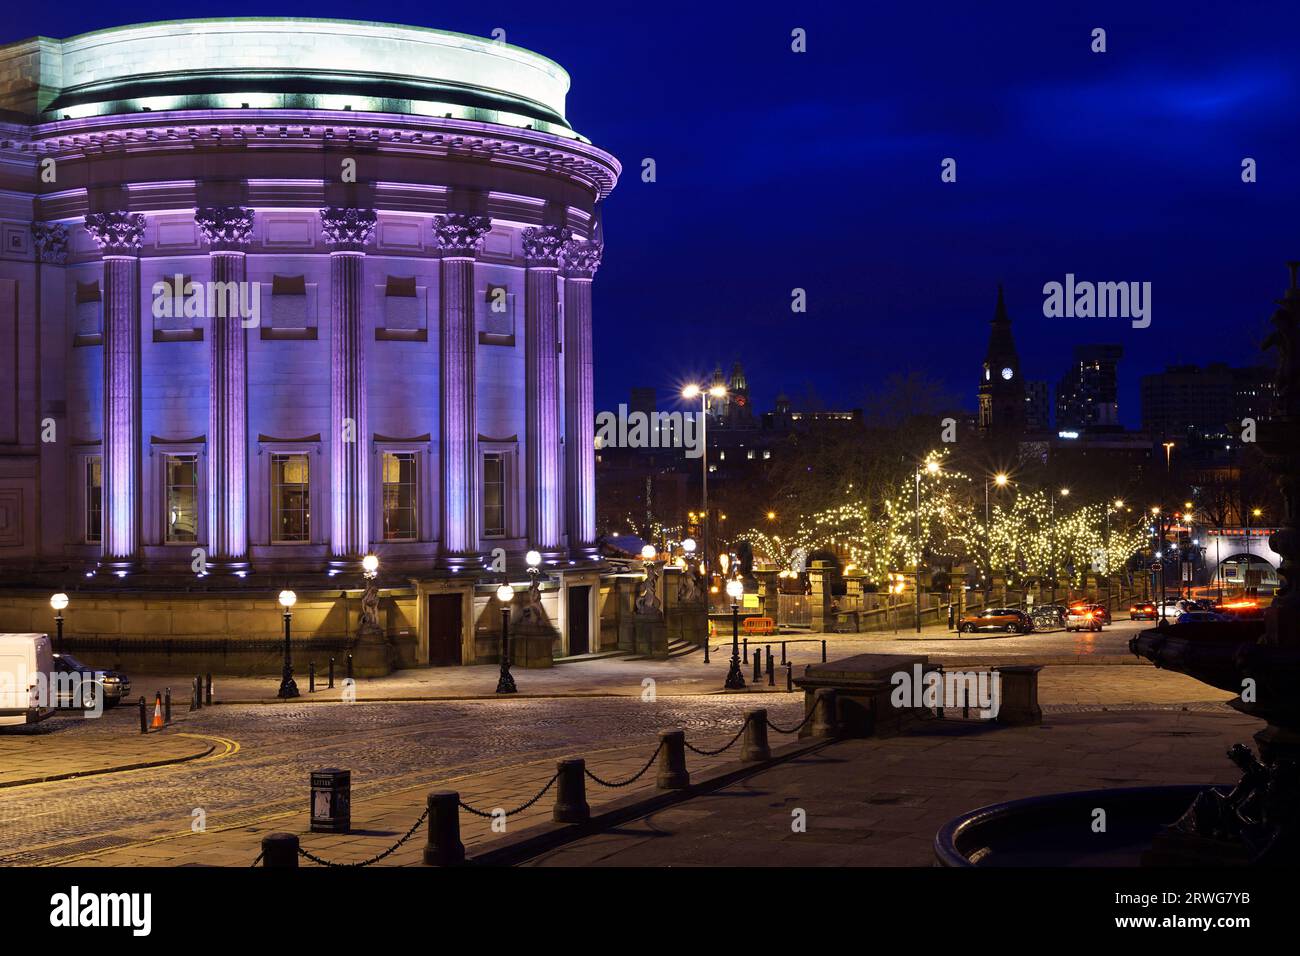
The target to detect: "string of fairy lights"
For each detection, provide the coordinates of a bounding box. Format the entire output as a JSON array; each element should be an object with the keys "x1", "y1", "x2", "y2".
[{"x1": 735, "y1": 450, "x2": 1149, "y2": 587}]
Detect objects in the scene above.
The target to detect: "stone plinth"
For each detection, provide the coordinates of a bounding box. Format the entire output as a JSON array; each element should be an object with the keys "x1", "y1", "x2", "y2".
[
  {"x1": 509, "y1": 618, "x2": 557, "y2": 668},
  {"x1": 993, "y1": 664, "x2": 1042, "y2": 726},
  {"x1": 793, "y1": 654, "x2": 937, "y2": 739},
  {"x1": 351, "y1": 623, "x2": 396, "y2": 677},
  {"x1": 624, "y1": 612, "x2": 668, "y2": 658}
]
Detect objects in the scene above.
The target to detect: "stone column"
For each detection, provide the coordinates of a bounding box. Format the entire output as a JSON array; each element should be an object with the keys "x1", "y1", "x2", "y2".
[
  {"x1": 561, "y1": 235, "x2": 602, "y2": 560},
  {"x1": 196, "y1": 207, "x2": 255, "y2": 574},
  {"x1": 321, "y1": 208, "x2": 377, "y2": 571},
  {"x1": 523, "y1": 226, "x2": 569, "y2": 561},
  {"x1": 433, "y1": 213, "x2": 492, "y2": 568},
  {"x1": 31, "y1": 224, "x2": 68, "y2": 562},
  {"x1": 85, "y1": 212, "x2": 146, "y2": 573}
]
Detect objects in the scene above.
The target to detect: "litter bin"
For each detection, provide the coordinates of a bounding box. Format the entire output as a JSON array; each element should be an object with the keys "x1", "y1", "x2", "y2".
[{"x1": 310, "y1": 768, "x2": 351, "y2": 833}]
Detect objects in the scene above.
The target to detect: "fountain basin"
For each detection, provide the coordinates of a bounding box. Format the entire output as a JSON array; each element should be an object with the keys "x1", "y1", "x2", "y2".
[{"x1": 934, "y1": 784, "x2": 1229, "y2": 866}]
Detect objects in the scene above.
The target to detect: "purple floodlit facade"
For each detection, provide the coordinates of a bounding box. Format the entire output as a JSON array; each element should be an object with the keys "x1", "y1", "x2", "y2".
[{"x1": 0, "y1": 19, "x2": 618, "y2": 664}]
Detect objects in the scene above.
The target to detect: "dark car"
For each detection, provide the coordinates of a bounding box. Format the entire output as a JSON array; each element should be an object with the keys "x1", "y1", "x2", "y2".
[
  {"x1": 959, "y1": 608, "x2": 1033, "y2": 634},
  {"x1": 51, "y1": 653, "x2": 130, "y2": 709},
  {"x1": 1129, "y1": 601, "x2": 1158, "y2": 621},
  {"x1": 1030, "y1": 604, "x2": 1067, "y2": 630}
]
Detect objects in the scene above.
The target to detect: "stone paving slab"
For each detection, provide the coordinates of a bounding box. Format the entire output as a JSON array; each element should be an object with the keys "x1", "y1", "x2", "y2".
[
  {"x1": 0, "y1": 723, "x2": 216, "y2": 788},
  {"x1": 520, "y1": 706, "x2": 1260, "y2": 867}
]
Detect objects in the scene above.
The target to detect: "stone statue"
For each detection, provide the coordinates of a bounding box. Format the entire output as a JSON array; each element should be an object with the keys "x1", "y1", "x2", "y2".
[
  {"x1": 359, "y1": 580, "x2": 381, "y2": 633},
  {"x1": 636, "y1": 560, "x2": 663, "y2": 615},
  {"x1": 677, "y1": 558, "x2": 704, "y2": 604},
  {"x1": 521, "y1": 572, "x2": 547, "y2": 626}
]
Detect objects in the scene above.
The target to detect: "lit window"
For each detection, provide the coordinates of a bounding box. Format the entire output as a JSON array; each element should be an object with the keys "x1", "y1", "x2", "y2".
[
  {"x1": 85, "y1": 456, "x2": 102, "y2": 543},
  {"x1": 483, "y1": 454, "x2": 506, "y2": 537},
  {"x1": 271, "y1": 454, "x2": 310, "y2": 542},
  {"x1": 164, "y1": 455, "x2": 199, "y2": 543},
  {"x1": 382, "y1": 452, "x2": 418, "y2": 540}
]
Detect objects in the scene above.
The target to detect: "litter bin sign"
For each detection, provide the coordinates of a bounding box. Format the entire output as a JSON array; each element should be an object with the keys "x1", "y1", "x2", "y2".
[{"x1": 311, "y1": 768, "x2": 351, "y2": 833}]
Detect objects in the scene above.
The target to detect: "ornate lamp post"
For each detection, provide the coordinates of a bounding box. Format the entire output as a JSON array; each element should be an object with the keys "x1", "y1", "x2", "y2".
[
  {"x1": 724, "y1": 578, "x2": 746, "y2": 690},
  {"x1": 277, "y1": 589, "x2": 299, "y2": 699},
  {"x1": 50, "y1": 592, "x2": 68, "y2": 653},
  {"x1": 495, "y1": 582, "x2": 517, "y2": 694}
]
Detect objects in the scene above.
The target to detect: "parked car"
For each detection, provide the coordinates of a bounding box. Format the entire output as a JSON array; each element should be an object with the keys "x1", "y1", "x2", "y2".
[
  {"x1": 1031, "y1": 604, "x2": 1068, "y2": 629},
  {"x1": 1176, "y1": 610, "x2": 1228, "y2": 624},
  {"x1": 51, "y1": 653, "x2": 130, "y2": 709},
  {"x1": 959, "y1": 608, "x2": 1033, "y2": 634},
  {"x1": 1065, "y1": 606, "x2": 1103, "y2": 632},
  {"x1": 1129, "y1": 601, "x2": 1158, "y2": 621}
]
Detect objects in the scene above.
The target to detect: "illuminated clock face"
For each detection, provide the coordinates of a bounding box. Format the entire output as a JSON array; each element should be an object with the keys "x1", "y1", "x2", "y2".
[{"x1": 1001, "y1": 367, "x2": 1014, "y2": 380}]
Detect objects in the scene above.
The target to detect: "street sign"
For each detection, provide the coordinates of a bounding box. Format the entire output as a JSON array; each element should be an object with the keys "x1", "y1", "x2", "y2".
[{"x1": 1150, "y1": 561, "x2": 1163, "y2": 571}]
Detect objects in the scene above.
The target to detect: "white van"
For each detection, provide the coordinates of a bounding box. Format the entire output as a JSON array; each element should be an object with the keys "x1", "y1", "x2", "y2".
[{"x1": 0, "y1": 633, "x2": 55, "y2": 727}]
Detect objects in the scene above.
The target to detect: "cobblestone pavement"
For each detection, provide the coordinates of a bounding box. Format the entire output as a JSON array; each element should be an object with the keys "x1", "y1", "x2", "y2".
[{"x1": 0, "y1": 694, "x2": 805, "y2": 866}]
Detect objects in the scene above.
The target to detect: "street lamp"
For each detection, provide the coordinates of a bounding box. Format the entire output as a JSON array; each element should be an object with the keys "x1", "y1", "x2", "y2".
[
  {"x1": 985, "y1": 473, "x2": 1009, "y2": 598},
  {"x1": 495, "y1": 583, "x2": 517, "y2": 694},
  {"x1": 277, "y1": 589, "x2": 299, "y2": 699},
  {"x1": 682, "y1": 382, "x2": 727, "y2": 607},
  {"x1": 50, "y1": 592, "x2": 68, "y2": 653},
  {"x1": 724, "y1": 578, "x2": 746, "y2": 689},
  {"x1": 914, "y1": 459, "x2": 940, "y2": 633},
  {"x1": 1163, "y1": 441, "x2": 1175, "y2": 472},
  {"x1": 1245, "y1": 507, "x2": 1263, "y2": 594},
  {"x1": 362, "y1": 553, "x2": 379, "y2": 578},
  {"x1": 1049, "y1": 487, "x2": 1069, "y2": 606}
]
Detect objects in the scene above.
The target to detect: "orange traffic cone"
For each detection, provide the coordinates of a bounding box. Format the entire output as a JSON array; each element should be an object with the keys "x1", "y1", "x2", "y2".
[{"x1": 151, "y1": 692, "x2": 165, "y2": 730}]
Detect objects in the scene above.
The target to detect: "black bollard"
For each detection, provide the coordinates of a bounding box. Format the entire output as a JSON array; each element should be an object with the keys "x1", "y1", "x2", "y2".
[
  {"x1": 786, "y1": 661, "x2": 794, "y2": 692},
  {"x1": 206, "y1": 673, "x2": 213, "y2": 706},
  {"x1": 703, "y1": 636, "x2": 710, "y2": 664},
  {"x1": 752, "y1": 648, "x2": 761, "y2": 683},
  {"x1": 742, "y1": 709, "x2": 772, "y2": 762},
  {"x1": 346, "y1": 654, "x2": 353, "y2": 682},
  {"x1": 195, "y1": 674, "x2": 203, "y2": 710},
  {"x1": 261, "y1": 833, "x2": 299, "y2": 868},
  {"x1": 328, "y1": 656, "x2": 335, "y2": 689},
  {"x1": 656, "y1": 730, "x2": 690, "y2": 789},
  {"x1": 422, "y1": 791, "x2": 465, "y2": 866},
  {"x1": 810, "y1": 688, "x2": 839, "y2": 739},
  {"x1": 189, "y1": 677, "x2": 197, "y2": 712},
  {"x1": 552, "y1": 759, "x2": 590, "y2": 824},
  {"x1": 935, "y1": 666, "x2": 945, "y2": 719},
  {"x1": 164, "y1": 687, "x2": 171, "y2": 724},
  {"x1": 138, "y1": 696, "x2": 147, "y2": 734},
  {"x1": 781, "y1": 641, "x2": 787, "y2": 665},
  {"x1": 821, "y1": 639, "x2": 827, "y2": 663},
  {"x1": 309, "y1": 661, "x2": 316, "y2": 694},
  {"x1": 742, "y1": 637, "x2": 748, "y2": 663},
  {"x1": 767, "y1": 648, "x2": 775, "y2": 687}
]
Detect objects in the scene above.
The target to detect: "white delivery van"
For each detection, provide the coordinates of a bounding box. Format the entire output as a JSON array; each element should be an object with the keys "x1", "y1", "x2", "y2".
[{"x1": 0, "y1": 633, "x2": 55, "y2": 727}]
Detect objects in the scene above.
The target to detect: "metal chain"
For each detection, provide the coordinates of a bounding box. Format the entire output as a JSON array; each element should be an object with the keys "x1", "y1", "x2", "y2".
[
  {"x1": 684, "y1": 722, "x2": 747, "y2": 756},
  {"x1": 585, "y1": 741, "x2": 663, "y2": 788},
  {"x1": 292, "y1": 806, "x2": 431, "y2": 868},
  {"x1": 250, "y1": 852, "x2": 264, "y2": 868},
  {"x1": 459, "y1": 771, "x2": 561, "y2": 819},
  {"x1": 766, "y1": 706, "x2": 816, "y2": 735}
]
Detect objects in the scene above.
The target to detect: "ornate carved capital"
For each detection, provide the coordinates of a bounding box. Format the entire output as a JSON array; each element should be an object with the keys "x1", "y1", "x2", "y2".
[
  {"x1": 196, "y1": 207, "x2": 255, "y2": 252},
  {"x1": 522, "y1": 225, "x2": 572, "y2": 268},
  {"x1": 84, "y1": 211, "x2": 146, "y2": 255},
  {"x1": 561, "y1": 238, "x2": 603, "y2": 279},
  {"x1": 31, "y1": 223, "x2": 69, "y2": 265},
  {"x1": 433, "y1": 213, "x2": 493, "y2": 257},
  {"x1": 320, "y1": 208, "x2": 377, "y2": 252}
]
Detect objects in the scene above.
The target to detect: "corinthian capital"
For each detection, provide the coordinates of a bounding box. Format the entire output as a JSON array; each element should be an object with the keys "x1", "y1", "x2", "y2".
[
  {"x1": 560, "y1": 238, "x2": 604, "y2": 279},
  {"x1": 522, "y1": 225, "x2": 572, "y2": 268},
  {"x1": 320, "y1": 208, "x2": 377, "y2": 252},
  {"x1": 196, "y1": 207, "x2": 255, "y2": 252},
  {"x1": 84, "y1": 211, "x2": 146, "y2": 255},
  {"x1": 31, "y1": 223, "x2": 69, "y2": 265},
  {"x1": 433, "y1": 213, "x2": 492, "y2": 257}
]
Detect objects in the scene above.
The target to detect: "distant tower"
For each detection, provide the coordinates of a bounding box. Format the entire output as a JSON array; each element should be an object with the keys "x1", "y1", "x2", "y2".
[
  {"x1": 977, "y1": 285, "x2": 1026, "y2": 435},
  {"x1": 707, "y1": 364, "x2": 727, "y2": 422},
  {"x1": 726, "y1": 361, "x2": 753, "y2": 426}
]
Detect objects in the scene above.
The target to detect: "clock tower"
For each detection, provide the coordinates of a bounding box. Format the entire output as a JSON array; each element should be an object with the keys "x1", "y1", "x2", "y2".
[{"x1": 977, "y1": 285, "x2": 1026, "y2": 435}]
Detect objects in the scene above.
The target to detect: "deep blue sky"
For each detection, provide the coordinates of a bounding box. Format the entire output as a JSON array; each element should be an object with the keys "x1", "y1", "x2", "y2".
[{"x1": 10, "y1": 2, "x2": 1300, "y2": 425}]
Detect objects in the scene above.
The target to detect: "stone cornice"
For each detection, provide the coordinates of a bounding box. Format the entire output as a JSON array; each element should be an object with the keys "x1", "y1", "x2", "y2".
[
  {"x1": 31, "y1": 222, "x2": 68, "y2": 264},
  {"x1": 196, "y1": 206, "x2": 255, "y2": 251},
  {"x1": 434, "y1": 213, "x2": 492, "y2": 257},
  {"x1": 84, "y1": 211, "x2": 145, "y2": 254},
  {"x1": 522, "y1": 225, "x2": 571, "y2": 268},
  {"x1": 320, "y1": 208, "x2": 377, "y2": 252},
  {"x1": 5, "y1": 110, "x2": 620, "y2": 200}
]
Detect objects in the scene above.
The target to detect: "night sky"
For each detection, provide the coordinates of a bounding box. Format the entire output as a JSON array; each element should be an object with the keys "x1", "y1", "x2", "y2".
[{"x1": 9, "y1": 2, "x2": 1300, "y2": 425}]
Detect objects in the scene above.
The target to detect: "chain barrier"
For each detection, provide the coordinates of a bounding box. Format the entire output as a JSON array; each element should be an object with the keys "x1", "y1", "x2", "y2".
[
  {"x1": 766, "y1": 705, "x2": 816, "y2": 735},
  {"x1": 249, "y1": 852, "x2": 264, "y2": 868},
  {"x1": 458, "y1": 771, "x2": 561, "y2": 819},
  {"x1": 684, "y1": 722, "x2": 748, "y2": 756},
  {"x1": 584, "y1": 741, "x2": 664, "y2": 788},
  {"x1": 291, "y1": 806, "x2": 431, "y2": 868}
]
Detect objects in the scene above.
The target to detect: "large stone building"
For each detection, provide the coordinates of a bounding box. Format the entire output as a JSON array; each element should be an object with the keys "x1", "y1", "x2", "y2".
[{"x1": 0, "y1": 19, "x2": 621, "y2": 667}]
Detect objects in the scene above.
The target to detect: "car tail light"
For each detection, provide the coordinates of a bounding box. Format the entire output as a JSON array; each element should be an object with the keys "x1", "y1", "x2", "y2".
[{"x1": 1085, "y1": 612, "x2": 1093, "y2": 618}]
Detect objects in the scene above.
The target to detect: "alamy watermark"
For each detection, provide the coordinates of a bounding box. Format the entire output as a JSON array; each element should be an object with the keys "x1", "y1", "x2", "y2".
[
  {"x1": 151, "y1": 275, "x2": 261, "y2": 327},
  {"x1": 594, "y1": 405, "x2": 704, "y2": 459},
  {"x1": 1042, "y1": 274, "x2": 1151, "y2": 328},
  {"x1": 889, "y1": 664, "x2": 1001, "y2": 719}
]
